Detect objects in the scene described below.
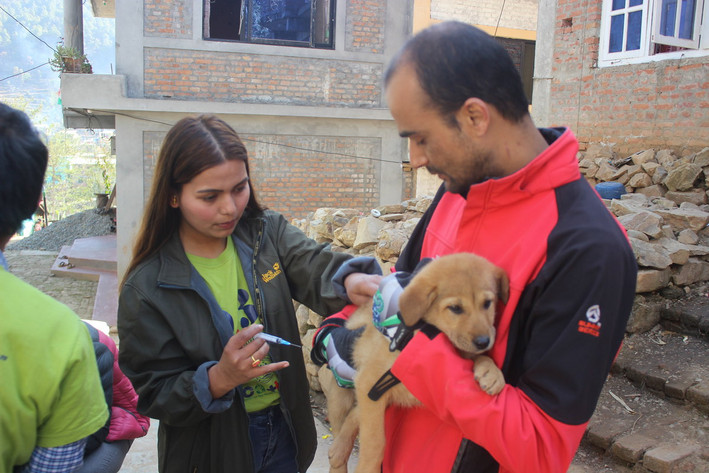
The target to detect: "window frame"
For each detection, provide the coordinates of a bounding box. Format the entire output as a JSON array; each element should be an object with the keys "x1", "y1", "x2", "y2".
[
  {"x1": 204, "y1": 0, "x2": 336, "y2": 50},
  {"x1": 651, "y1": 0, "x2": 701, "y2": 48},
  {"x1": 598, "y1": 0, "x2": 708, "y2": 66}
]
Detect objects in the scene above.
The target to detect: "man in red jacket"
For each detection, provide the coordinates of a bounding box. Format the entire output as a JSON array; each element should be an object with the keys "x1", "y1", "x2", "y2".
[{"x1": 313, "y1": 21, "x2": 637, "y2": 473}]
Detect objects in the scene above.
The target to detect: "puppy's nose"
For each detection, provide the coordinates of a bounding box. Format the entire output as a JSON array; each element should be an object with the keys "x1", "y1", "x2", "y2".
[{"x1": 473, "y1": 336, "x2": 491, "y2": 350}]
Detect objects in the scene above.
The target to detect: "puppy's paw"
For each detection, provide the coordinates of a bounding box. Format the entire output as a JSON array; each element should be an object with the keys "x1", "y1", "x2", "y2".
[{"x1": 473, "y1": 355, "x2": 505, "y2": 396}]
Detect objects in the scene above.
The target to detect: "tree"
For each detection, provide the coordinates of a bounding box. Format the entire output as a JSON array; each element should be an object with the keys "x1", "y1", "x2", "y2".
[{"x1": 2, "y1": 98, "x2": 115, "y2": 222}]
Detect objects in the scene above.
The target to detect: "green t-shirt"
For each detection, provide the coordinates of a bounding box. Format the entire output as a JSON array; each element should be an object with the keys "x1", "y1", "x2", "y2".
[
  {"x1": 187, "y1": 238, "x2": 281, "y2": 412},
  {"x1": 0, "y1": 268, "x2": 109, "y2": 472}
]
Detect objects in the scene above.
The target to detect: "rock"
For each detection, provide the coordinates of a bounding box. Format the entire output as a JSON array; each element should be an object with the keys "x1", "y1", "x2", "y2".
[
  {"x1": 611, "y1": 199, "x2": 646, "y2": 217},
  {"x1": 641, "y1": 161, "x2": 661, "y2": 177},
  {"x1": 376, "y1": 204, "x2": 405, "y2": 215},
  {"x1": 296, "y1": 303, "x2": 310, "y2": 335},
  {"x1": 414, "y1": 197, "x2": 432, "y2": 213},
  {"x1": 656, "y1": 237, "x2": 691, "y2": 265},
  {"x1": 375, "y1": 227, "x2": 408, "y2": 262},
  {"x1": 656, "y1": 149, "x2": 677, "y2": 168},
  {"x1": 398, "y1": 217, "x2": 421, "y2": 236},
  {"x1": 628, "y1": 172, "x2": 653, "y2": 188},
  {"x1": 627, "y1": 297, "x2": 661, "y2": 333},
  {"x1": 636, "y1": 268, "x2": 671, "y2": 292},
  {"x1": 617, "y1": 211, "x2": 664, "y2": 239},
  {"x1": 691, "y1": 147, "x2": 709, "y2": 167},
  {"x1": 595, "y1": 161, "x2": 619, "y2": 182},
  {"x1": 627, "y1": 230, "x2": 649, "y2": 241},
  {"x1": 584, "y1": 143, "x2": 617, "y2": 161},
  {"x1": 636, "y1": 184, "x2": 666, "y2": 198},
  {"x1": 379, "y1": 213, "x2": 405, "y2": 222},
  {"x1": 333, "y1": 217, "x2": 359, "y2": 248},
  {"x1": 664, "y1": 190, "x2": 707, "y2": 206},
  {"x1": 353, "y1": 216, "x2": 387, "y2": 250},
  {"x1": 664, "y1": 163, "x2": 703, "y2": 191},
  {"x1": 652, "y1": 166, "x2": 668, "y2": 185},
  {"x1": 673, "y1": 258, "x2": 709, "y2": 286},
  {"x1": 630, "y1": 149, "x2": 656, "y2": 166},
  {"x1": 653, "y1": 207, "x2": 709, "y2": 233},
  {"x1": 629, "y1": 238, "x2": 673, "y2": 269},
  {"x1": 678, "y1": 229, "x2": 699, "y2": 245}
]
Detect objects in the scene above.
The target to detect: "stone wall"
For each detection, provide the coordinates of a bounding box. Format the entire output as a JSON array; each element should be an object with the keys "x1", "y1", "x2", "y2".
[
  {"x1": 580, "y1": 146, "x2": 709, "y2": 294},
  {"x1": 290, "y1": 152, "x2": 709, "y2": 389}
]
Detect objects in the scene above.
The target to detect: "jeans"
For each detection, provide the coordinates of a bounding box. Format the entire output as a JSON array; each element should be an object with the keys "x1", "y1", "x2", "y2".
[
  {"x1": 75, "y1": 439, "x2": 133, "y2": 473},
  {"x1": 248, "y1": 405, "x2": 298, "y2": 473}
]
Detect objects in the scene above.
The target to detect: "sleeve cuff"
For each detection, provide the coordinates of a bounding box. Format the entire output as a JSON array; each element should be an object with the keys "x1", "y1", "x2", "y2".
[
  {"x1": 331, "y1": 256, "x2": 382, "y2": 301},
  {"x1": 194, "y1": 361, "x2": 236, "y2": 413}
]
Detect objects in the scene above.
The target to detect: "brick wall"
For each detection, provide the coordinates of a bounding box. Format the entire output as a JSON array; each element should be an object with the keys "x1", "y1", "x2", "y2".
[
  {"x1": 144, "y1": 0, "x2": 192, "y2": 38},
  {"x1": 143, "y1": 131, "x2": 381, "y2": 220},
  {"x1": 345, "y1": 0, "x2": 386, "y2": 53},
  {"x1": 550, "y1": 0, "x2": 709, "y2": 155},
  {"x1": 432, "y1": 0, "x2": 538, "y2": 31},
  {"x1": 144, "y1": 48, "x2": 383, "y2": 107}
]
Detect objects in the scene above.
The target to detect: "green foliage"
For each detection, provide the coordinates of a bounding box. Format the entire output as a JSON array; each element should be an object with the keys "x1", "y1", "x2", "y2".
[{"x1": 48, "y1": 43, "x2": 92, "y2": 76}]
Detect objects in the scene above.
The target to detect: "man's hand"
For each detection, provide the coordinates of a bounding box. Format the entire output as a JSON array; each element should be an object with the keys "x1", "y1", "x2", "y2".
[
  {"x1": 373, "y1": 259, "x2": 433, "y2": 351},
  {"x1": 311, "y1": 305, "x2": 362, "y2": 388}
]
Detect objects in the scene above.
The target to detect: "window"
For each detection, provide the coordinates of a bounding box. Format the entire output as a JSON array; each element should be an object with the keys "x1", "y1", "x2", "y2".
[
  {"x1": 599, "y1": 0, "x2": 708, "y2": 65},
  {"x1": 204, "y1": 0, "x2": 335, "y2": 49}
]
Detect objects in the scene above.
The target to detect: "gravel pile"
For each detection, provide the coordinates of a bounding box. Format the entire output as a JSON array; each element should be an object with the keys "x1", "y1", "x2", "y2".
[{"x1": 7, "y1": 208, "x2": 116, "y2": 252}]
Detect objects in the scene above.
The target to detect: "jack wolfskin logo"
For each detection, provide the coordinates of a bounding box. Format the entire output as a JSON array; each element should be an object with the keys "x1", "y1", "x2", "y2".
[
  {"x1": 261, "y1": 262, "x2": 282, "y2": 283},
  {"x1": 578, "y1": 305, "x2": 601, "y2": 337}
]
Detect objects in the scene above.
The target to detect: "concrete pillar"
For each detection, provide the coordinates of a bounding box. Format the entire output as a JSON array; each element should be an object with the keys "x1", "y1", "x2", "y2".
[
  {"x1": 63, "y1": 0, "x2": 84, "y2": 53},
  {"x1": 531, "y1": 0, "x2": 555, "y2": 127}
]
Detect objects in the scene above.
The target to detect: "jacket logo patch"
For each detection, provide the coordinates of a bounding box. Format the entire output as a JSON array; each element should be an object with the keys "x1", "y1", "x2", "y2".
[
  {"x1": 261, "y1": 262, "x2": 282, "y2": 283},
  {"x1": 578, "y1": 305, "x2": 601, "y2": 337}
]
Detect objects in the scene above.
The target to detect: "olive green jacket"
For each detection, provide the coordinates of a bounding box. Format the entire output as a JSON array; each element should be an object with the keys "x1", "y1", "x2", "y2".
[{"x1": 118, "y1": 210, "x2": 350, "y2": 472}]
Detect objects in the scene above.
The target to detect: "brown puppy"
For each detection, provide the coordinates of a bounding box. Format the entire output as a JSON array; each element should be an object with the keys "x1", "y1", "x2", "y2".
[{"x1": 320, "y1": 253, "x2": 509, "y2": 473}]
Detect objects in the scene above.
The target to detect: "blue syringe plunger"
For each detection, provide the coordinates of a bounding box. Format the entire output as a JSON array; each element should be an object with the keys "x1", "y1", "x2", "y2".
[{"x1": 256, "y1": 332, "x2": 302, "y2": 348}]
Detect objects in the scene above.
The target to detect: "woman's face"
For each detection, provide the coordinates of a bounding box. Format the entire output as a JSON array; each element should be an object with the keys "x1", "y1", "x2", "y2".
[{"x1": 172, "y1": 160, "x2": 250, "y2": 254}]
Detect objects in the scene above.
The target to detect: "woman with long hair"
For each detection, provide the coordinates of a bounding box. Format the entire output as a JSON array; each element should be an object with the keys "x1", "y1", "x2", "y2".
[{"x1": 117, "y1": 114, "x2": 380, "y2": 473}]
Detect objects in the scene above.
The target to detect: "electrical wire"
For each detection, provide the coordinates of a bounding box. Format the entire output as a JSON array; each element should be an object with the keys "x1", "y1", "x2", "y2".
[
  {"x1": 69, "y1": 108, "x2": 404, "y2": 165},
  {"x1": 0, "y1": 5, "x2": 57, "y2": 52},
  {"x1": 0, "y1": 61, "x2": 50, "y2": 82}
]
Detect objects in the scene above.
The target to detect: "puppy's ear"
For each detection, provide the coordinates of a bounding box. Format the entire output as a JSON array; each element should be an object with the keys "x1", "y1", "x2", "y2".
[
  {"x1": 495, "y1": 266, "x2": 510, "y2": 304},
  {"x1": 398, "y1": 273, "x2": 437, "y2": 326}
]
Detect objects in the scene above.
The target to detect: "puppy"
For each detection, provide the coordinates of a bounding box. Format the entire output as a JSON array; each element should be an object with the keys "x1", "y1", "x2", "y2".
[{"x1": 320, "y1": 253, "x2": 509, "y2": 473}]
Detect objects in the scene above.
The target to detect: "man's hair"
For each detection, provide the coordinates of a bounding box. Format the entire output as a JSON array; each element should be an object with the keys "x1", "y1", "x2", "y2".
[
  {"x1": 0, "y1": 103, "x2": 48, "y2": 239},
  {"x1": 385, "y1": 21, "x2": 529, "y2": 125}
]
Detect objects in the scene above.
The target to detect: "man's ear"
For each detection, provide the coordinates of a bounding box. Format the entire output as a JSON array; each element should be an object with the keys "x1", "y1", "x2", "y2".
[{"x1": 457, "y1": 97, "x2": 490, "y2": 136}]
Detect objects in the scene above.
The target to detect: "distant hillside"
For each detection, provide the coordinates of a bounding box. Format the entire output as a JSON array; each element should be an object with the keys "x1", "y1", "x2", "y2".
[{"x1": 0, "y1": 1, "x2": 114, "y2": 127}]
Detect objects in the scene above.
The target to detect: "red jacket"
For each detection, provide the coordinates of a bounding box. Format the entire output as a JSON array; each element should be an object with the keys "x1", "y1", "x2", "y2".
[
  {"x1": 385, "y1": 128, "x2": 636, "y2": 472},
  {"x1": 96, "y1": 330, "x2": 150, "y2": 441}
]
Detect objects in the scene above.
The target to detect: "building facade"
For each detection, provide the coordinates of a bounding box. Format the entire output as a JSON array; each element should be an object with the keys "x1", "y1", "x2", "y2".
[
  {"x1": 63, "y1": 0, "x2": 414, "y2": 274},
  {"x1": 533, "y1": 0, "x2": 709, "y2": 156}
]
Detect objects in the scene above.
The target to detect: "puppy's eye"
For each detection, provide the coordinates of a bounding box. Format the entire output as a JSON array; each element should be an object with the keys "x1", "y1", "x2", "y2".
[
  {"x1": 483, "y1": 299, "x2": 493, "y2": 310},
  {"x1": 447, "y1": 305, "x2": 463, "y2": 315}
]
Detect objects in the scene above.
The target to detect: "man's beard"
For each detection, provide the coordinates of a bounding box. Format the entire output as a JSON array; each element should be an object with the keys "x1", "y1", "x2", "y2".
[{"x1": 430, "y1": 151, "x2": 501, "y2": 195}]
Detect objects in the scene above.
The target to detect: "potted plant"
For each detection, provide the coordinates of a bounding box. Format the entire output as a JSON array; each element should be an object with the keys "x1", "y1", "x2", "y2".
[{"x1": 49, "y1": 43, "x2": 93, "y2": 76}]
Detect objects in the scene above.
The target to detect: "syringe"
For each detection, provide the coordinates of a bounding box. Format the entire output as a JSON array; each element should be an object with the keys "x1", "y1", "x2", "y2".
[{"x1": 255, "y1": 332, "x2": 302, "y2": 348}]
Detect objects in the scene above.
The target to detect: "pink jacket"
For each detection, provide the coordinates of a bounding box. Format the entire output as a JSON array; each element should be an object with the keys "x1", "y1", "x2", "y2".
[{"x1": 97, "y1": 330, "x2": 150, "y2": 441}]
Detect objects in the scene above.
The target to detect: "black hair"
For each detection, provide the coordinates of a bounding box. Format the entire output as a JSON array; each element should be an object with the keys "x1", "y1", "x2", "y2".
[
  {"x1": 0, "y1": 103, "x2": 48, "y2": 239},
  {"x1": 385, "y1": 21, "x2": 529, "y2": 125}
]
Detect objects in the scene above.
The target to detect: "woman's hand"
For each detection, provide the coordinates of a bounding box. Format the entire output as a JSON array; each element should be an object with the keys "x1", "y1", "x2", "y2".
[
  {"x1": 344, "y1": 272, "x2": 383, "y2": 307},
  {"x1": 207, "y1": 324, "x2": 289, "y2": 399}
]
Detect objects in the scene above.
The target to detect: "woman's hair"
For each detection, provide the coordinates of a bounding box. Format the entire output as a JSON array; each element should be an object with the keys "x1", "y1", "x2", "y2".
[
  {"x1": 123, "y1": 114, "x2": 264, "y2": 284},
  {"x1": 384, "y1": 21, "x2": 529, "y2": 126}
]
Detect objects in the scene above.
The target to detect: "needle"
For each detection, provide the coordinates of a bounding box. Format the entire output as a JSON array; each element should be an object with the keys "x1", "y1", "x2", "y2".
[{"x1": 255, "y1": 332, "x2": 302, "y2": 348}]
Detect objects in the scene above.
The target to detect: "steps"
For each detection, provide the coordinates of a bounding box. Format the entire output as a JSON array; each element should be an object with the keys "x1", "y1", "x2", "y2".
[
  {"x1": 51, "y1": 235, "x2": 118, "y2": 326},
  {"x1": 571, "y1": 300, "x2": 709, "y2": 472}
]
